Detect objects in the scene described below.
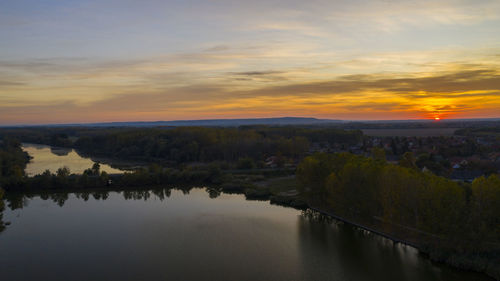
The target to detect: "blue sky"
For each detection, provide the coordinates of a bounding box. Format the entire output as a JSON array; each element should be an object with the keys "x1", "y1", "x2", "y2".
[{"x1": 1, "y1": 0, "x2": 500, "y2": 124}]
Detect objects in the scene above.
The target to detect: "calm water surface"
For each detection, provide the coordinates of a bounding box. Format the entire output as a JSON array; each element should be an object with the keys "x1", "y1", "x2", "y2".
[
  {"x1": 22, "y1": 143, "x2": 125, "y2": 176},
  {"x1": 0, "y1": 189, "x2": 491, "y2": 281}
]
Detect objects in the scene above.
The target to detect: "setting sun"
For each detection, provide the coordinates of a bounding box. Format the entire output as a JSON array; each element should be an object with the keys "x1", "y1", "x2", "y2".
[{"x1": 435, "y1": 117, "x2": 440, "y2": 120}]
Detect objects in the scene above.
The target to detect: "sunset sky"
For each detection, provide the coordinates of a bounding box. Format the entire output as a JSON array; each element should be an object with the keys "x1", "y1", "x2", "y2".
[{"x1": 1, "y1": 0, "x2": 500, "y2": 125}]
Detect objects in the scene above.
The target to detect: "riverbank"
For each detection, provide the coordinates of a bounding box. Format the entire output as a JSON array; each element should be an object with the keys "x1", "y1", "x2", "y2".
[
  {"x1": 228, "y1": 174, "x2": 499, "y2": 280},
  {"x1": 307, "y1": 204, "x2": 499, "y2": 280}
]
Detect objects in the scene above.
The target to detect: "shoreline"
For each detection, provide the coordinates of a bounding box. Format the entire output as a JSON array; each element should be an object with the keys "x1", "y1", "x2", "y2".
[
  {"x1": 308, "y1": 206, "x2": 420, "y2": 248},
  {"x1": 305, "y1": 205, "x2": 497, "y2": 281}
]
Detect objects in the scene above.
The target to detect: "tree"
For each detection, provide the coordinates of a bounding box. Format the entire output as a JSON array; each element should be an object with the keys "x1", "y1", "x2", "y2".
[
  {"x1": 92, "y1": 163, "x2": 101, "y2": 176},
  {"x1": 100, "y1": 171, "x2": 110, "y2": 186},
  {"x1": 371, "y1": 147, "x2": 386, "y2": 162},
  {"x1": 56, "y1": 166, "x2": 70, "y2": 178},
  {"x1": 237, "y1": 157, "x2": 255, "y2": 170},
  {"x1": 470, "y1": 175, "x2": 500, "y2": 243},
  {"x1": 0, "y1": 188, "x2": 4, "y2": 231},
  {"x1": 399, "y1": 152, "x2": 417, "y2": 170},
  {"x1": 55, "y1": 166, "x2": 71, "y2": 188}
]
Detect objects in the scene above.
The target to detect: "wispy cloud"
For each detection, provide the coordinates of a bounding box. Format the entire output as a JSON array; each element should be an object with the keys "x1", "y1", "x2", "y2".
[
  {"x1": 1, "y1": 60, "x2": 498, "y2": 124},
  {"x1": 1, "y1": 0, "x2": 500, "y2": 124}
]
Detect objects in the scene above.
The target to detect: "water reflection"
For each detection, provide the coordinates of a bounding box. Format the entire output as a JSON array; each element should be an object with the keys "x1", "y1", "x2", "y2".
[
  {"x1": 0, "y1": 193, "x2": 4, "y2": 233},
  {"x1": 296, "y1": 210, "x2": 491, "y2": 281},
  {"x1": 3, "y1": 188, "x2": 191, "y2": 212},
  {"x1": 22, "y1": 143, "x2": 125, "y2": 176},
  {"x1": 49, "y1": 146, "x2": 71, "y2": 156},
  {"x1": 0, "y1": 187, "x2": 493, "y2": 281}
]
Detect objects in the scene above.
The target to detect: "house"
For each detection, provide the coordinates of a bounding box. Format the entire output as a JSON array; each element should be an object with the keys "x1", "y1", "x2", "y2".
[
  {"x1": 450, "y1": 170, "x2": 483, "y2": 182},
  {"x1": 265, "y1": 156, "x2": 278, "y2": 168}
]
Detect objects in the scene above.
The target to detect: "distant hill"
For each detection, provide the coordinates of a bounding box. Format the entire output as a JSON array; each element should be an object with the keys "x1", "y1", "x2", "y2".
[
  {"x1": 20, "y1": 117, "x2": 343, "y2": 128},
  {"x1": 3, "y1": 117, "x2": 500, "y2": 128}
]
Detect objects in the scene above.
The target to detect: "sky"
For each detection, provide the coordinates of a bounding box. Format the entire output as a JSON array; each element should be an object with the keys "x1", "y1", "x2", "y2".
[{"x1": 1, "y1": 0, "x2": 500, "y2": 124}]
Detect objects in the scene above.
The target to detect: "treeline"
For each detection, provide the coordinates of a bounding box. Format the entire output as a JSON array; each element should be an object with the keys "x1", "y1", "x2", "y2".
[
  {"x1": 73, "y1": 127, "x2": 362, "y2": 164},
  {"x1": 1, "y1": 162, "x2": 225, "y2": 193},
  {"x1": 0, "y1": 139, "x2": 30, "y2": 231},
  {"x1": 0, "y1": 127, "x2": 111, "y2": 147},
  {"x1": 2, "y1": 161, "x2": 297, "y2": 204},
  {"x1": 297, "y1": 152, "x2": 500, "y2": 279},
  {"x1": 0, "y1": 139, "x2": 30, "y2": 188}
]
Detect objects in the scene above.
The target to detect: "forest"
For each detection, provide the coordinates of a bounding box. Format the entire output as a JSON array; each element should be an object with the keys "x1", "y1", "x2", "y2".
[
  {"x1": 0, "y1": 126, "x2": 362, "y2": 165},
  {"x1": 73, "y1": 126, "x2": 362, "y2": 165},
  {"x1": 297, "y1": 151, "x2": 500, "y2": 279}
]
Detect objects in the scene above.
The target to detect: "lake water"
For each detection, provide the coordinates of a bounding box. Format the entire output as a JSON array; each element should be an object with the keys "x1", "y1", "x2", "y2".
[
  {"x1": 22, "y1": 143, "x2": 125, "y2": 176},
  {"x1": 0, "y1": 188, "x2": 491, "y2": 281}
]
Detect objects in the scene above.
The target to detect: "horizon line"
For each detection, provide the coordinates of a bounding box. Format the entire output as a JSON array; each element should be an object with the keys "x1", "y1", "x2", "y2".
[{"x1": 2, "y1": 116, "x2": 500, "y2": 127}]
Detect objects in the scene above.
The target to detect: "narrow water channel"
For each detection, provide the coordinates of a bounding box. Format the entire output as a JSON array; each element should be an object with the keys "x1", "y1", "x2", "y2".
[{"x1": 22, "y1": 143, "x2": 125, "y2": 176}]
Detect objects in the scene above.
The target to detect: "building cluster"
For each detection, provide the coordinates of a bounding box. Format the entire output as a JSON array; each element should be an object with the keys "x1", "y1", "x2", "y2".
[{"x1": 305, "y1": 134, "x2": 500, "y2": 182}]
